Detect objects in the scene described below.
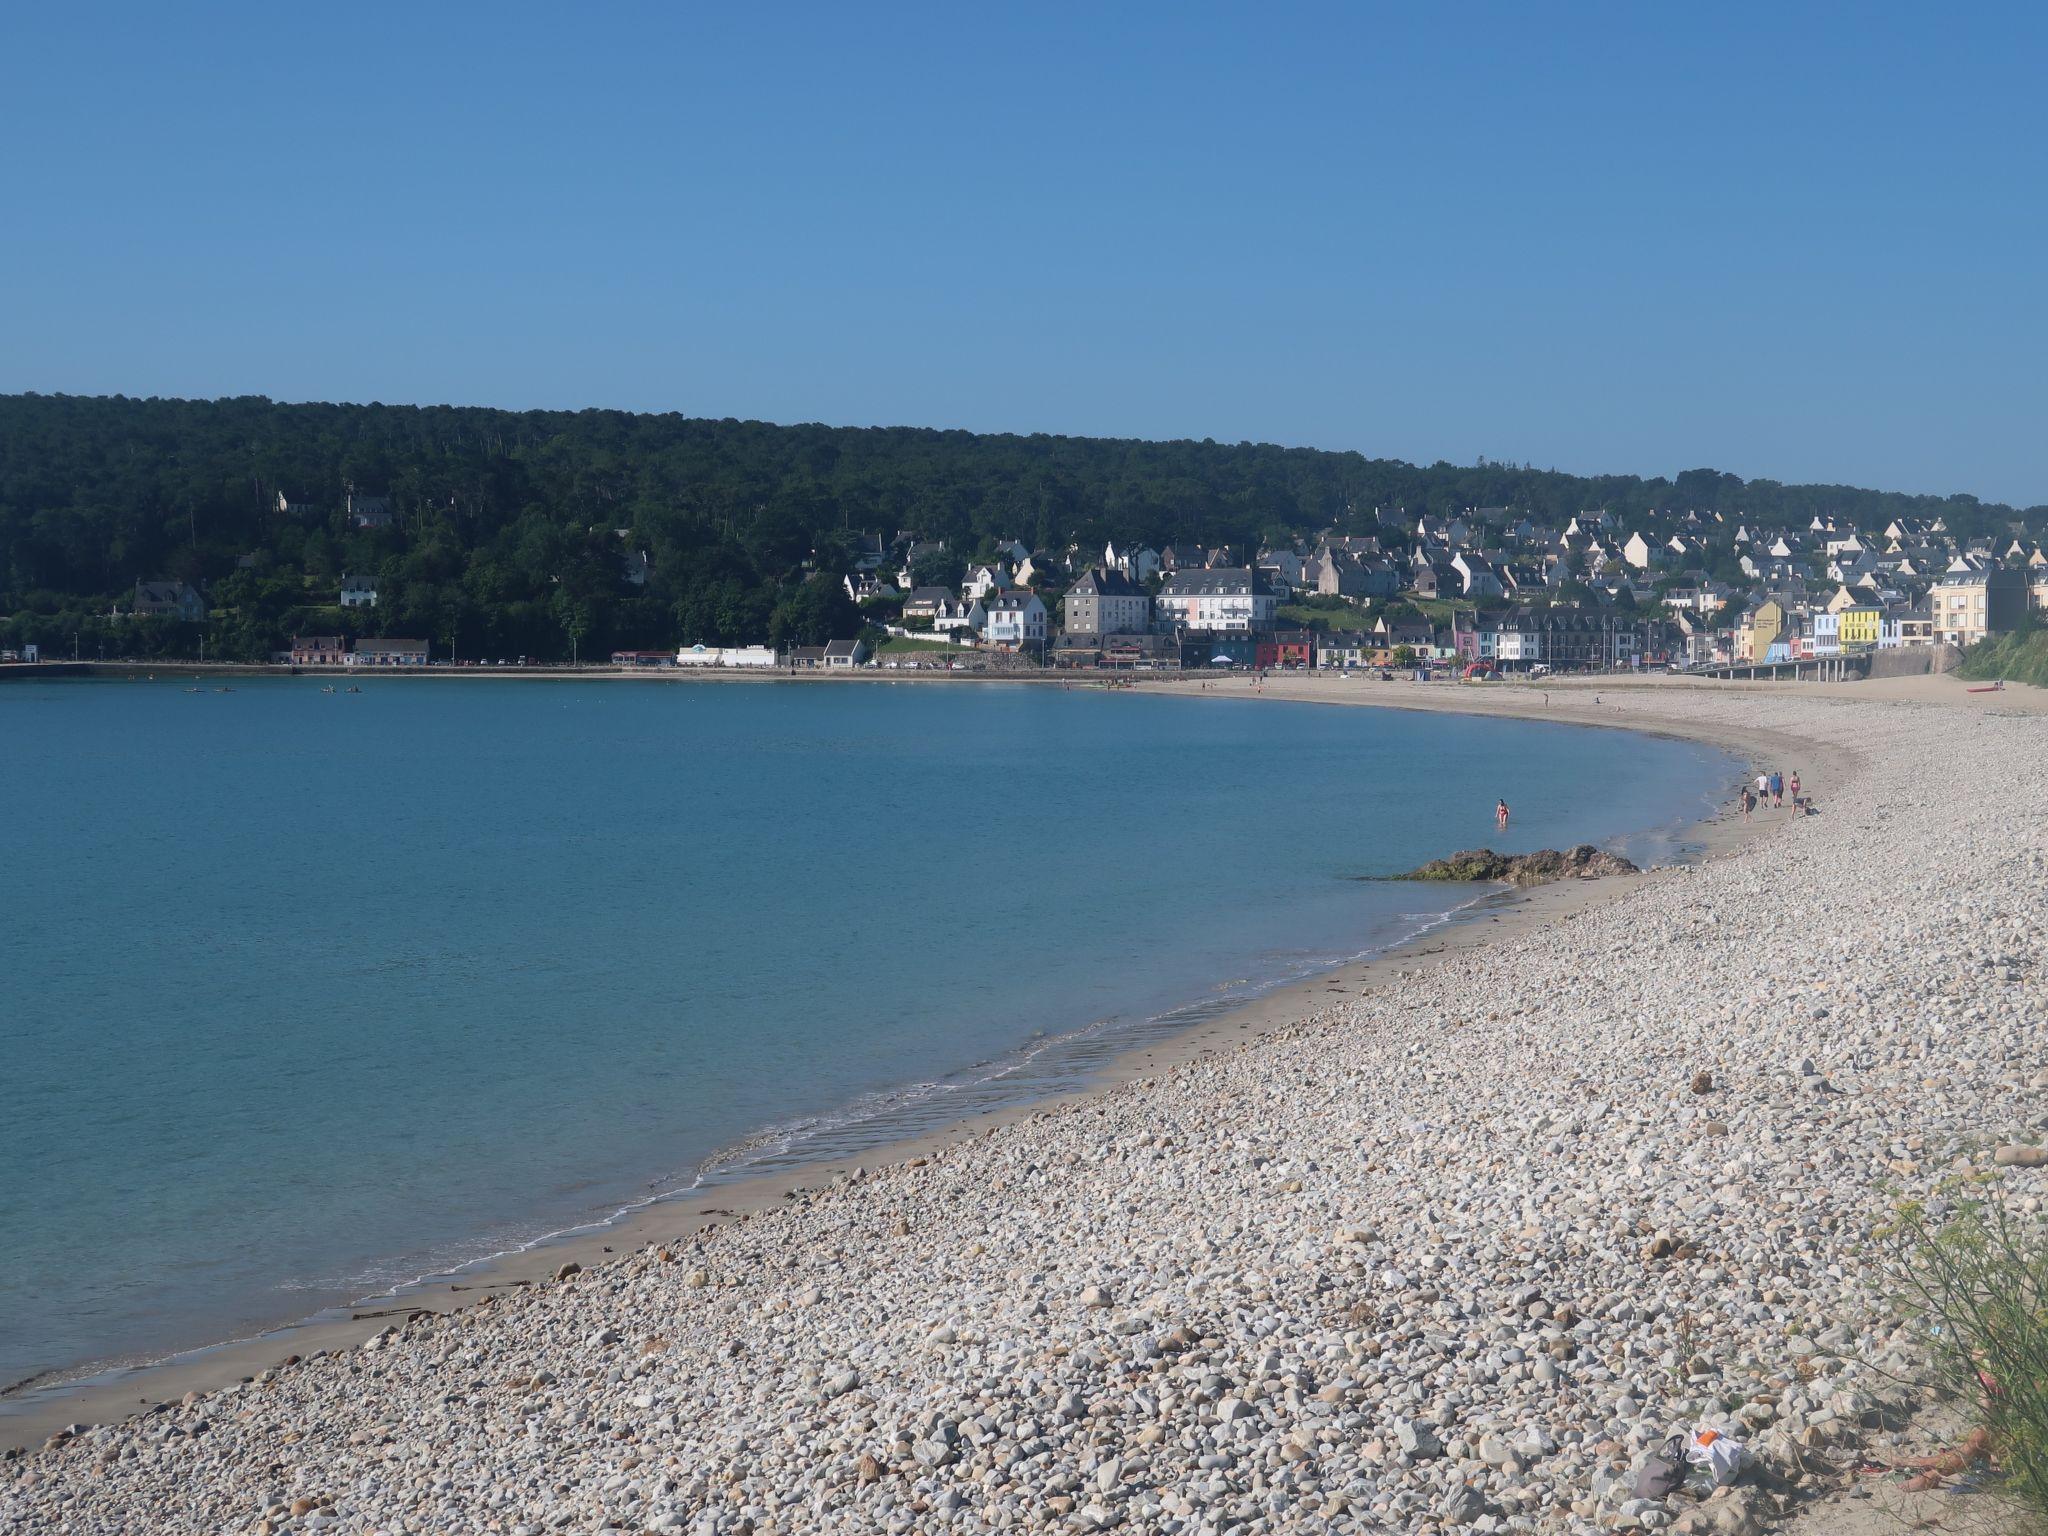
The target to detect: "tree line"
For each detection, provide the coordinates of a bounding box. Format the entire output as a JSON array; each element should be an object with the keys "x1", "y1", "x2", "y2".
[{"x1": 1, "y1": 392, "x2": 2036, "y2": 661}]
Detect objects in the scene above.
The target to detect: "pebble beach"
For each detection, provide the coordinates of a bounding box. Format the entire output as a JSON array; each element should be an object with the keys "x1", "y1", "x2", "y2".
[{"x1": 7, "y1": 676, "x2": 2045, "y2": 1536}]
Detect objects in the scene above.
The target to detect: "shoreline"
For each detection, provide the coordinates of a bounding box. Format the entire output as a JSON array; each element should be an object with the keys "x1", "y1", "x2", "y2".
[
  {"x1": 1, "y1": 677, "x2": 1777, "y2": 1453},
  {"x1": 10, "y1": 671, "x2": 2045, "y2": 1536}
]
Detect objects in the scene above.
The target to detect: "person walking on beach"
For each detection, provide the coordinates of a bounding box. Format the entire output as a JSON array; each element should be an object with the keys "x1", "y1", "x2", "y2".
[
  {"x1": 1756, "y1": 770, "x2": 1769, "y2": 803},
  {"x1": 1740, "y1": 785, "x2": 1754, "y2": 820},
  {"x1": 1496, "y1": 798, "x2": 1510, "y2": 831},
  {"x1": 1788, "y1": 770, "x2": 1801, "y2": 806},
  {"x1": 1769, "y1": 771, "x2": 1783, "y2": 808}
]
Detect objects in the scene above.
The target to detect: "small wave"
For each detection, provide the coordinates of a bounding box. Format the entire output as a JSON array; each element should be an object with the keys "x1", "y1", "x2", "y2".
[
  {"x1": 1, "y1": 887, "x2": 1496, "y2": 1417},
  {"x1": 309, "y1": 888, "x2": 1496, "y2": 1317}
]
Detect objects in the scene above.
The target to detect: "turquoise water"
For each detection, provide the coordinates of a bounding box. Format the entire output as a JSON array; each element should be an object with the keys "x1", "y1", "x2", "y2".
[{"x1": 0, "y1": 679, "x2": 1732, "y2": 1401}]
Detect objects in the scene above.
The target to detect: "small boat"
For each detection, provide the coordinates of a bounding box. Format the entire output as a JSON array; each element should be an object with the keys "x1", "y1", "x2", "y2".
[
  {"x1": 346, "y1": 685, "x2": 363, "y2": 694},
  {"x1": 216, "y1": 686, "x2": 234, "y2": 694},
  {"x1": 1967, "y1": 680, "x2": 2005, "y2": 694}
]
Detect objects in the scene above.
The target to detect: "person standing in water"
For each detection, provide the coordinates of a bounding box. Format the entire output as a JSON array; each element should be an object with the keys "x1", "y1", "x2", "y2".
[{"x1": 1496, "y1": 798, "x2": 1510, "y2": 830}]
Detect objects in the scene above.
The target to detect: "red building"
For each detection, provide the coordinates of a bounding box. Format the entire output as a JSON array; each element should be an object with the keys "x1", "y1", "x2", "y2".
[{"x1": 1255, "y1": 630, "x2": 1316, "y2": 669}]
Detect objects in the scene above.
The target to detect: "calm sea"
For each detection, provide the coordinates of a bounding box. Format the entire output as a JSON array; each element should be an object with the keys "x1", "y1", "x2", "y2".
[{"x1": 0, "y1": 678, "x2": 1733, "y2": 1399}]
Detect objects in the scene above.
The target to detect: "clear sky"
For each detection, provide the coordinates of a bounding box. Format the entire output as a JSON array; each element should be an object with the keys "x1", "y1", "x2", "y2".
[{"x1": 3, "y1": 2, "x2": 2044, "y2": 506}]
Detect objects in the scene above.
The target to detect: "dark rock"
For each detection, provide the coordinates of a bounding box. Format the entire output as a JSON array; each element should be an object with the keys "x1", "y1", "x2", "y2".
[{"x1": 1378, "y1": 845, "x2": 1640, "y2": 886}]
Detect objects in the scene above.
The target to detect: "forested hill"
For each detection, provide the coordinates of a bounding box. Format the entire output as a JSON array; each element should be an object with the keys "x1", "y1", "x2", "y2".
[{"x1": 0, "y1": 392, "x2": 2034, "y2": 661}]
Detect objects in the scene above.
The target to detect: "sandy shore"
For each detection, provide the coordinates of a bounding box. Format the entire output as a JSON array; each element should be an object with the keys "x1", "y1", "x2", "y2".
[{"x1": 6, "y1": 673, "x2": 2044, "y2": 1536}]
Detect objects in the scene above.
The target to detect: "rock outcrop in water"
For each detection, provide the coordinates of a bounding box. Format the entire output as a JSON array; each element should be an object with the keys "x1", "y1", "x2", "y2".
[{"x1": 1388, "y1": 843, "x2": 1639, "y2": 884}]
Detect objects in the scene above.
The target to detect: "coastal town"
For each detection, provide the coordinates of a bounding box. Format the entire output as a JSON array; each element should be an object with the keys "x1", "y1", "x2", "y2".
[
  {"x1": 821, "y1": 509, "x2": 2046, "y2": 673},
  {"x1": 80, "y1": 503, "x2": 2031, "y2": 679}
]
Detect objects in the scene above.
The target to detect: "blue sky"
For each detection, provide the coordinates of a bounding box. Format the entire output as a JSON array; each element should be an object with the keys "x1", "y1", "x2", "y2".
[{"x1": 3, "y1": 2, "x2": 2044, "y2": 505}]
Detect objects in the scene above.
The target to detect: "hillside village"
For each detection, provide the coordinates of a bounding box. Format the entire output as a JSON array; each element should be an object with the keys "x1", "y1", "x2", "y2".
[
  {"x1": 54, "y1": 503, "x2": 2048, "y2": 675},
  {"x1": 802, "y1": 504, "x2": 2048, "y2": 673},
  {"x1": 7, "y1": 393, "x2": 2046, "y2": 673},
  {"x1": 19, "y1": 501, "x2": 2048, "y2": 675},
  {"x1": 10, "y1": 397, "x2": 2048, "y2": 671}
]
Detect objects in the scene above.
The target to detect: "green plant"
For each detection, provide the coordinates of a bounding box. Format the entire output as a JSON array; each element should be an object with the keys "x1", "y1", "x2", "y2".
[
  {"x1": 1886, "y1": 1192, "x2": 2048, "y2": 1524},
  {"x1": 1958, "y1": 622, "x2": 2048, "y2": 688}
]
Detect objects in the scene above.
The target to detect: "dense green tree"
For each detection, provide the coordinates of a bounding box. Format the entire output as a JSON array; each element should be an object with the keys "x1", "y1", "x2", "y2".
[
  {"x1": 767, "y1": 573, "x2": 860, "y2": 647},
  {"x1": 908, "y1": 546, "x2": 965, "y2": 590},
  {"x1": 1, "y1": 392, "x2": 2038, "y2": 662}
]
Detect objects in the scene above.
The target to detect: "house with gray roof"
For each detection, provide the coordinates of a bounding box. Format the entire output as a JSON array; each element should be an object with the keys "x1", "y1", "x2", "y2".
[
  {"x1": 132, "y1": 580, "x2": 204, "y2": 621},
  {"x1": 1061, "y1": 568, "x2": 1150, "y2": 636}
]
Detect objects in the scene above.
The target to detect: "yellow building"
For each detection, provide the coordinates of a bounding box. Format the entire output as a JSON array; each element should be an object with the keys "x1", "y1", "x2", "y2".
[
  {"x1": 1838, "y1": 602, "x2": 1882, "y2": 649},
  {"x1": 1748, "y1": 599, "x2": 1785, "y2": 660}
]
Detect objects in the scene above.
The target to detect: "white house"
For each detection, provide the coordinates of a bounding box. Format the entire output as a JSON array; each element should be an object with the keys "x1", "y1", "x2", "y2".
[
  {"x1": 675, "y1": 644, "x2": 778, "y2": 667},
  {"x1": 1153, "y1": 569, "x2": 1276, "y2": 631},
  {"x1": 1450, "y1": 552, "x2": 1505, "y2": 597},
  {"x1": 348, "y1": 637, "x2": 428, "y2": 666},
  {"x1": 339, "y1": 573, "x2": 378, "y2": 608},
  {"x1": 982, "y1": 590, "x2": 1048, "y2": 649},
  {"x1": 901, "y1": 587, "x2": 954, "y2": 622},
  {"x1": 932, "y1": 595, "x2": 986, "y2": 634},
  {"x1": 963, "y1": 561, "x2": 1015, "y2": 602},
  {"x1": 823, "y1": 638, "x2": 871, "y2": 668},
  {"x1": 1315, "y1": 631, "x2": 1369, "y2": 669},
  {"x1": 844, "y1": 571, "x2": 896, "y2": 602},
  {"x1": 1493, "y1": 621, "x2": 1542, "y2": 666}
]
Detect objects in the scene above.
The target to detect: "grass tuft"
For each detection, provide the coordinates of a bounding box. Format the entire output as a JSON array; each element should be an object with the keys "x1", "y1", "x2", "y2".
[{"x1": 1889, "y1": 1192, "x2": 2048, "y2": 1527}]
